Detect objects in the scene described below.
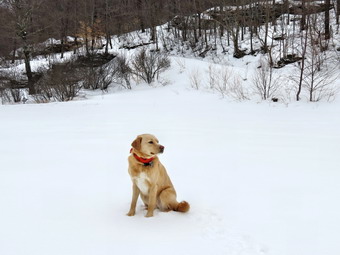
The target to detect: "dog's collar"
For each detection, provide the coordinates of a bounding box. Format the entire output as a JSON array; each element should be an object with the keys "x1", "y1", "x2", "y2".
[{"x1": 130, "y1": 148, "x2": 155, "y2": 166}]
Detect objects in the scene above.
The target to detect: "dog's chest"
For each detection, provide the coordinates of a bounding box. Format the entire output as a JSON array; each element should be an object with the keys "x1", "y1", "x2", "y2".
[{"x1": 132, "y1": 172, "x2": 150, "y2": 195}]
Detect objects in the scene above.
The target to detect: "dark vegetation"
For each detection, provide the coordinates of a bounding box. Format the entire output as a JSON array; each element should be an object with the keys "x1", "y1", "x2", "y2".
[{"x1": 0, "y1": 0, "x2": 339, "y2": 103}]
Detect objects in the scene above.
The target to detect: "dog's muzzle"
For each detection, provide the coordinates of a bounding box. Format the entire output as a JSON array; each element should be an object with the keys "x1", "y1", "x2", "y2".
[{"x1": 159, "y1": 145, "x2": 165, "y2": 153}]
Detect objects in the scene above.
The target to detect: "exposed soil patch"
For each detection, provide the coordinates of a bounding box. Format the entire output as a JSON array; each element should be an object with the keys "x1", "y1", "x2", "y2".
[
  {"x1": 275, "y1": 54, "x2": 303, "y2": 68},
  {"x1": 73, "y1": 53, "x2": 116, "y2": 68}
]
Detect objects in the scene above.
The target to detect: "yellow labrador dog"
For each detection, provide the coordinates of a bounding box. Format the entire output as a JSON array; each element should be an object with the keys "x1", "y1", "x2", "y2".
[{"x1": 127, "y1": 134, "x2": 190, "y2": 217}]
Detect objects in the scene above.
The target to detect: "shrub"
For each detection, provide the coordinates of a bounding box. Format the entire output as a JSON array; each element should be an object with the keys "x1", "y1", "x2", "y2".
[
  {"x1": 82, "y1": 63, "x2": 114, "y2": 91},
  {"x1": 114, "y1": 55, "x2": 132, "y2": 89},
  {"x1": 252, "y1": 58, "x2": 280, "y2": 100},
  {"x1": 35, "y1": 62, "x2": 82, "y2": 102},
  {"x1": 131, "y1": 49, "x2": 170, "y2": 84},
  {"x1": 206, "y1": 65, "x2": 249, "y2": 100},
  {"x1": 81, "y1": 55, "x2": 132, "y2": 91},
  {"x1": 0, "y1": 69, "x2": 24, "y2": 104},
  {"x1": 189, "y1": 69, "x2": 201, "y2": 90}
]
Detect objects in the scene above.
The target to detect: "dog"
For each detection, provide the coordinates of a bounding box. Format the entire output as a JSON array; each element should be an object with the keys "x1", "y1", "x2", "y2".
[{"x1": 127, "y1": 134, "x2": 190, "y2": 217}]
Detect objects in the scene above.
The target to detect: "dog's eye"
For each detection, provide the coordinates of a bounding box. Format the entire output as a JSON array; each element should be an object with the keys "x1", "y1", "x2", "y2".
[{"x1": 148, "y1": 141, "x2": 154, "y2": 144}]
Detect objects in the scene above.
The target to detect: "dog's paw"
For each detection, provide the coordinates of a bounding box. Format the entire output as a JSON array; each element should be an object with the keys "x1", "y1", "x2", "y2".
[
  {"x1": 145, "y1": 212, "x2": 154, "y2": 217},
  {"x1": 126, "y1": 211, "x2": 135, "y2": 216}
]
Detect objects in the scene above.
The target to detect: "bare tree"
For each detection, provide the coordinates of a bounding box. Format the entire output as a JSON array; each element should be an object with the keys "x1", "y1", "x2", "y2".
[
  {"x1": 290, "y1": 9, "x2": 338, "y2": 102},
  {"x1": 2, "y1": 0, "x2": 57, "y2": 94},
  {"x1": 303, "y1": 54, "x2": 338, "y2": 102},
  {"x1": 6, "y1": 0, "x2": 40, "y2": 94},
  {"x1": 59, "y1": 0, "x2": 71, "y2": 59},
  {"x1": 302, "y1": 14, "x2": 338, "y2": 101},
  {"x1": 225, "y1": 4, "x2": 244, "y2": 58},
  {"x1": 102, "y1": 0, "x2": 113, "y2": 55},
  {"x1": 295, "y1": 16, "x2": 310, "y2": 101}
]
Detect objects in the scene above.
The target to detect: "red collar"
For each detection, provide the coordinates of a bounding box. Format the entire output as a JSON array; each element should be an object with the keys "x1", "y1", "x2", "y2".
[{"x1": 130, "y1": 148, "x2": 155, "y2": 166}]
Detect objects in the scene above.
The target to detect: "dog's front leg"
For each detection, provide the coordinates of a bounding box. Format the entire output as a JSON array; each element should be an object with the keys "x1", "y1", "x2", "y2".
[
  {"x1": 145, "y1": 184, "x2": 158, "y2": 217},
  {"x1": 127, "y1": 183, "x2": 140, "y2": 216}
]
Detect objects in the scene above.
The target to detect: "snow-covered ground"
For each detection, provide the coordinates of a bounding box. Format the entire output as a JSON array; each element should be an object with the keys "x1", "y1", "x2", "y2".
[{"x1": 1, "y1": 56, "x2": 340, "y2": 255}]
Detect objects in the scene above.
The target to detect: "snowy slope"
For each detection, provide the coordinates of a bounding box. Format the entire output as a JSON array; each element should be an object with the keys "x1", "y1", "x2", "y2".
[{"x1": 1, "y1": 57, "x2": 340, "y2": 255}]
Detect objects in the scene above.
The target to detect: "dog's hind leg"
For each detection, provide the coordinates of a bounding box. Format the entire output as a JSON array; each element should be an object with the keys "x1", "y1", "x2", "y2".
[{"x1": 158, "y1": 187, "x2": 190, "y2": 213}]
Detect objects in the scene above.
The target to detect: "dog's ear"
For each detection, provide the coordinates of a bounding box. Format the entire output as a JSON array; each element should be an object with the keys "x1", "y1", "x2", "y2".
[{"x1": 131, "y1": 136, "x2": 142, "y2": 151}]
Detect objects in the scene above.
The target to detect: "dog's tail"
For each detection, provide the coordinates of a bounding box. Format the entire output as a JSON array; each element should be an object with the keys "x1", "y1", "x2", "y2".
[{"x1": 175, "y1": 201, "x2": 190, "y2": 213}]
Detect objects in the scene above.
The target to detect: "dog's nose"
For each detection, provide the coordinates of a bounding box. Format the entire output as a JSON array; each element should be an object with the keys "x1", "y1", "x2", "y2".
[{"x1": 159, "y1": 145, "x2": 165, "y2": 153}]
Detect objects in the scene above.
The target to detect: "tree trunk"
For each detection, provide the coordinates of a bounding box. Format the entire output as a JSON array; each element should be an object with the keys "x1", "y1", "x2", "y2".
[
  {"x1": 296, "y1": 18, "x2": 309, "y2": 101},
  {"x1": 73, "y1": 36, "x2": 78, "y2": 54},
  {"x1": 249, "y1": 27, "x2": 252, "y2": 53},
  {"x1": 193, "y1": 19, "x2": 198, "y2": 43},
  {"x1": 219, "y1": 5, "x2": 224, "y2": 37},
  {"x1": 198, "y1": 12, "x2": 202, "y2": 38},
  {"x1": 61, "y1": 37, "x2": 64, "y2": 59},
  {"x1": 104, "y1": 0, "x2": 110, "y2": 55},
  {"x1": 23, "y1": 48, "x2": 35, "y2": 95},
  {"x1": 105, "y1": 32, "x2": 109, "y2": 55},
  {"x1": 325, "y1": 0, "x2": 330, "y2": 40},
  {"x1": 337, "y1": 0, "x2": 340, "y2": 24},
  {"x1": 263, "y1": 22, "x2": 269, "y2": 53},
  {"x1": 11, "y1": 39, "x2": 17, "y2": 64},
  {"x1": 232, "y1": 28, "x2": 244, "y2": 58},
  {"x1": 137, "y1": 0, "x2": 145, "y2": 33},
  {"x1": 301, "y1": 0, "x2": 306, "y2": 31},
  {"x1": 91, "y1": 38, "x2": 95, "y2": 52},
  {"x1": 85, "y1": 36, "x2": 90, "y2": 56}
]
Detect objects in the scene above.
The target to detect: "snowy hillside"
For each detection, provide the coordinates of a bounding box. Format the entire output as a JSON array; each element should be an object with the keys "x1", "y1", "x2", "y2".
[
  {"x1": 2, "y1": 8, "x2": 339, "y2": 104},
  {"x1": 1, "y1": 57, "x2": 340, "y2": 255}
]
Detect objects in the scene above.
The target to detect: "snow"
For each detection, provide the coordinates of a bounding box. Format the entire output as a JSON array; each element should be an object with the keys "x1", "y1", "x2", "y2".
[{"x1": 1, "y1": 56, "x2": 340, "y2": 255}]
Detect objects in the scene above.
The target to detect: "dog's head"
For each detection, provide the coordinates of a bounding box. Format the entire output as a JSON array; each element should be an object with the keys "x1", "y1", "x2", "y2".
[{"x1": 131, "y1": 134, "x2": 164, "y2": 157}]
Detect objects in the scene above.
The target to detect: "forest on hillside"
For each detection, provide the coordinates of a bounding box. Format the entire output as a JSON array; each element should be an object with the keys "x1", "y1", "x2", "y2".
[{"x1": 0, "y1": 0, "x2": 339, "y2": 103}]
